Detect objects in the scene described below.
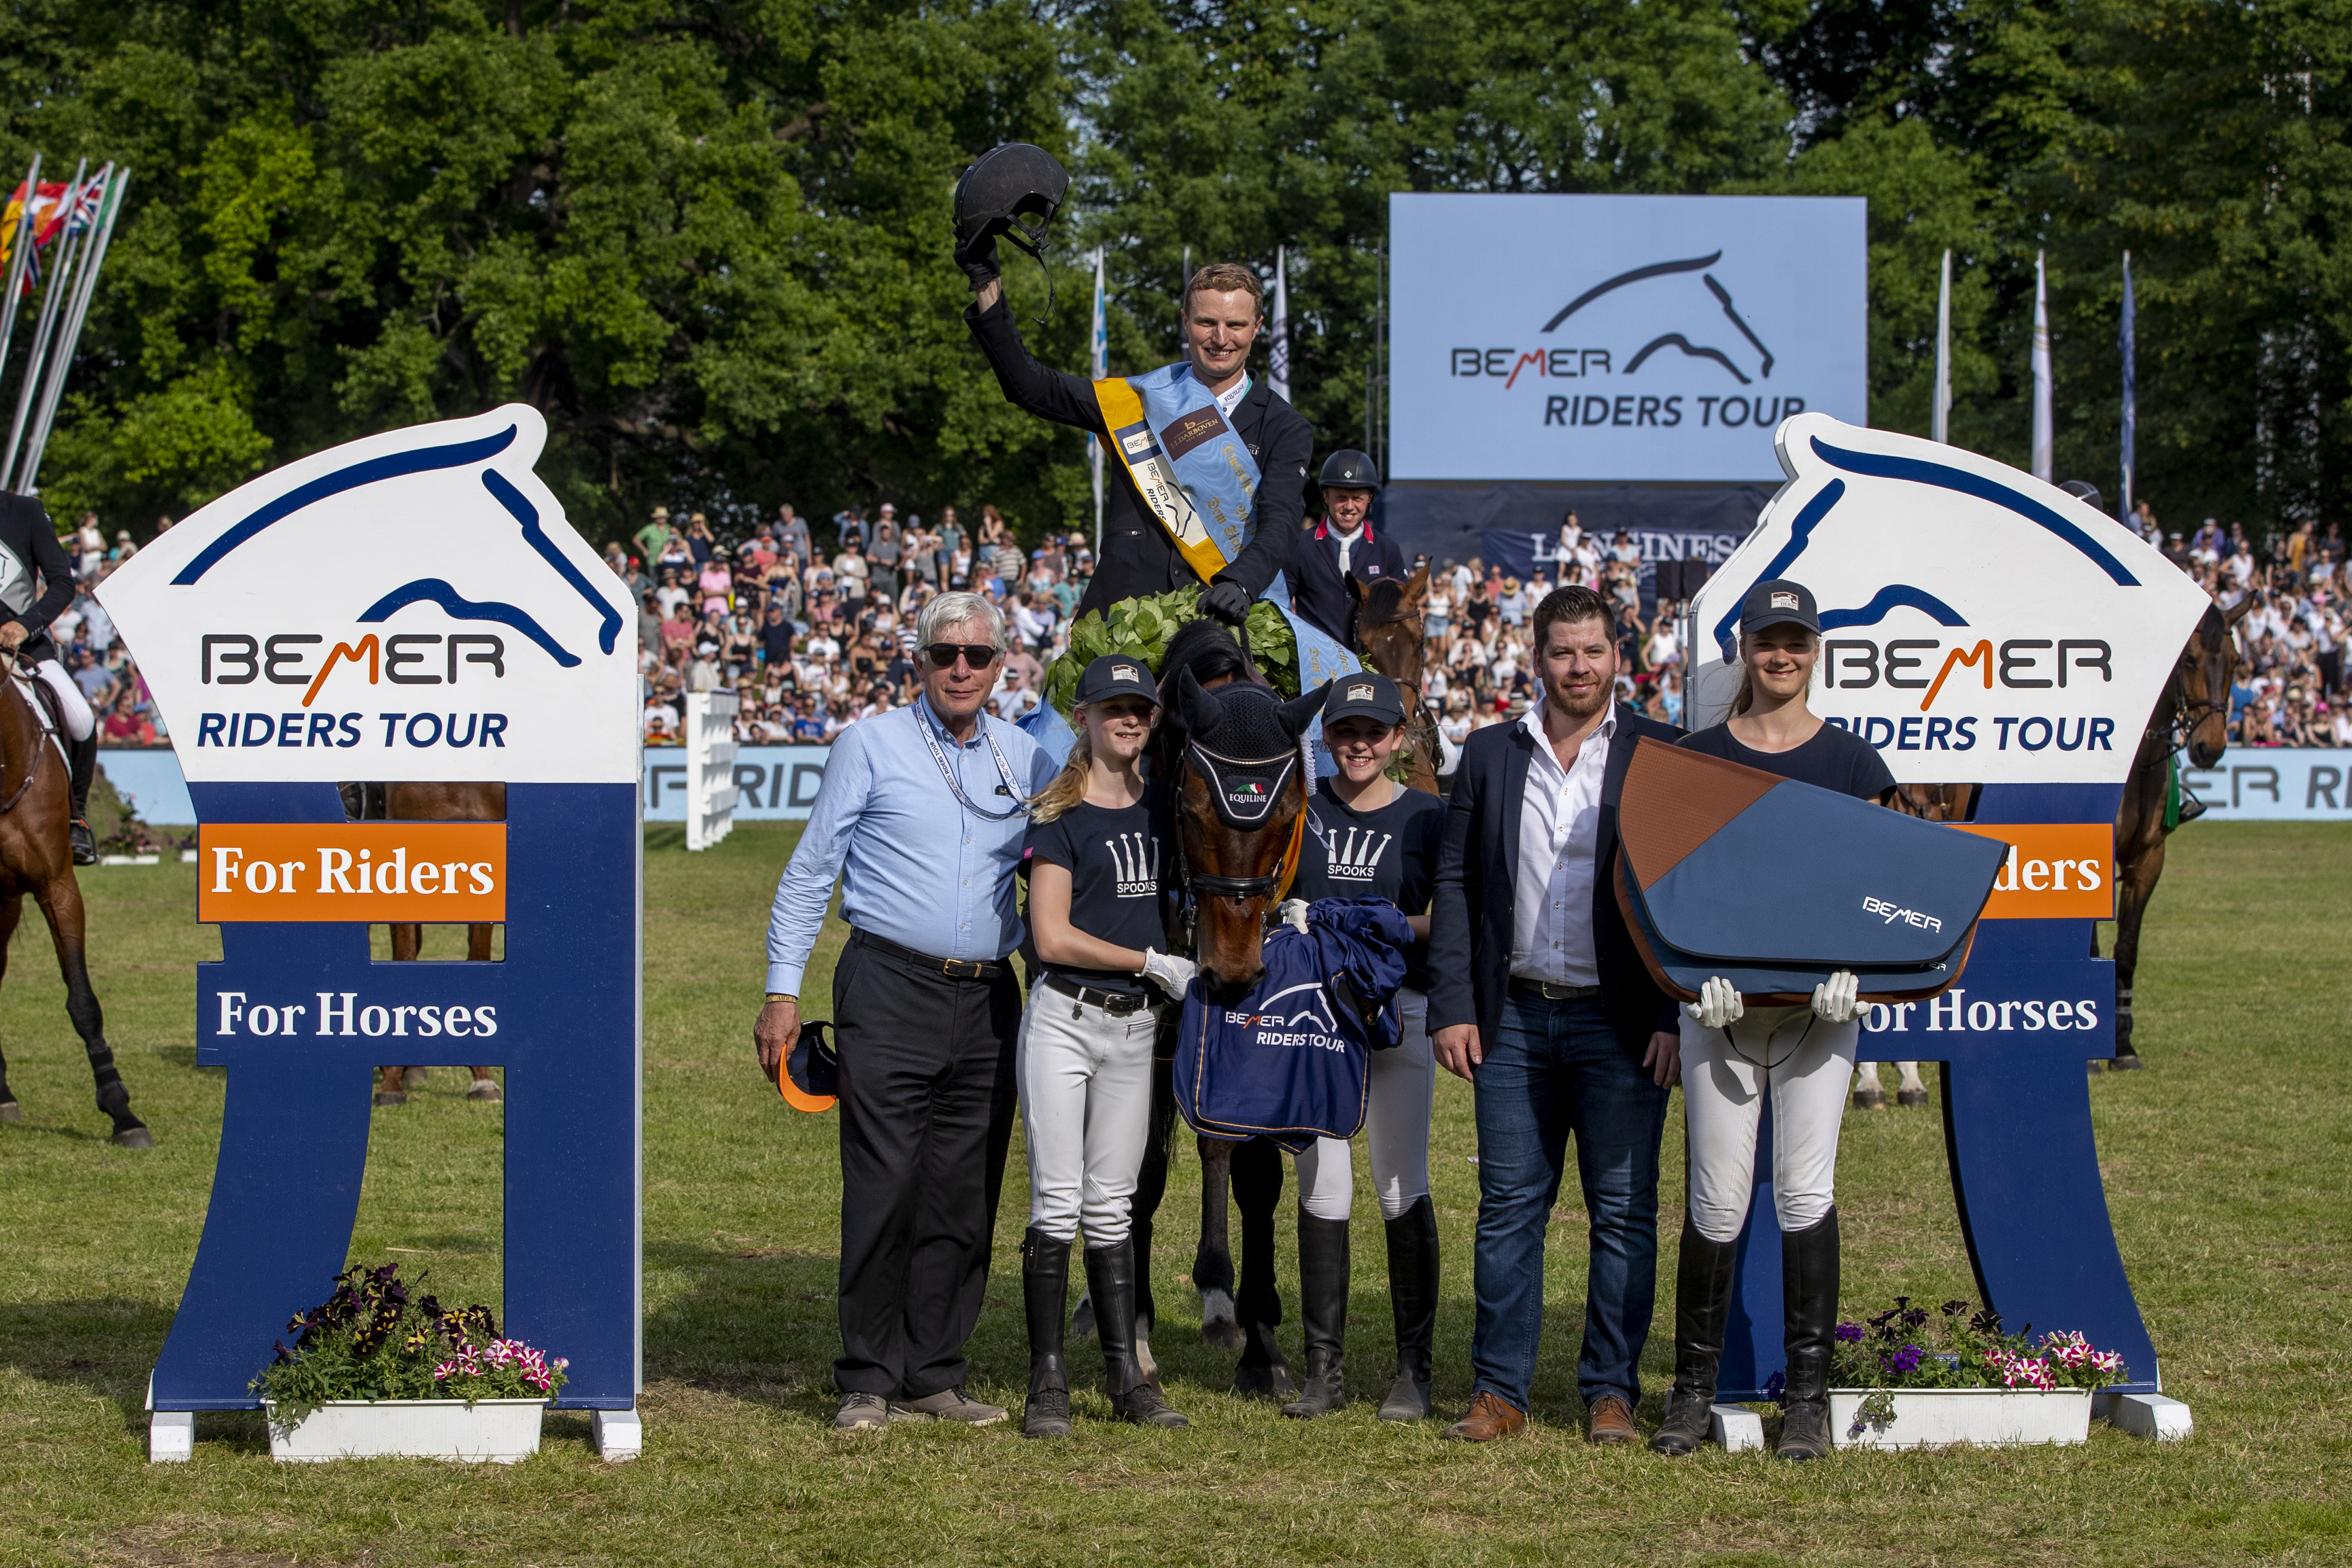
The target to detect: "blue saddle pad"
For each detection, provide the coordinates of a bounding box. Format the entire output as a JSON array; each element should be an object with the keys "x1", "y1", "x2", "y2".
[{"x1": 1615, "y1": 738, "x2": 2007, "y2": 1005}]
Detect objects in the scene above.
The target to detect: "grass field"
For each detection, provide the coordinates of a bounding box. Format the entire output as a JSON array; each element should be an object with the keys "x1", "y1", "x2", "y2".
[{"x1": 2, "y1": 820, "x2": 2348, "y2": 1566}]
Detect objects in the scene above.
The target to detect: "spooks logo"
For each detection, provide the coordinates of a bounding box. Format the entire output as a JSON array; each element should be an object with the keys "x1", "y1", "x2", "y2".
[
  {"x1": 1225, "y1": 982, "x2": 1345, "y2": 1051},
  {"x1": 1105, "y1": 831, "x2": 1160, "y2": 898},
  {"x1": 1685, "y1": 413, "x2": 2214, "y2": 787},
  {"x1": 97, "y1": 405, "x2": 637, "y2": 785},
  {"x1": 1310, "y1": 810, "x2": 1392, "y2": 884}
]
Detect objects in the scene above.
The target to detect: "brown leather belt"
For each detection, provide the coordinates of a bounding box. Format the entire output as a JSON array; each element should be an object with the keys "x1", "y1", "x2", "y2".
[
  {"x1": 1040, "y1": 972, "x2": 1155, "y2": 1016},
  {"x1": 853, "y1": 929, "x2": 1008, "y2": 981},
  {"x1": 1509, "y1": 976, "x2": 1603, "y2": 1002}
]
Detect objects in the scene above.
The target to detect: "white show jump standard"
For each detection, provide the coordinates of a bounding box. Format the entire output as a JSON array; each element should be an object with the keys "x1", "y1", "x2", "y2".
[{"x1": 686, "y1": 691, "x2": 740, "y2": 851}]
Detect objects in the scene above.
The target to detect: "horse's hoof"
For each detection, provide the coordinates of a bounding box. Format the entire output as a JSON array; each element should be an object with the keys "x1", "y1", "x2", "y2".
[
  {"x1": 113, "y1": 1125, "x2": 154, "y2": 1149},
  {"x1": 402, "y1": 1066, "x2": 429, "y2": 1088},
  {"x1": 1068, "y1": 1293, "x2": 1097, "y2": 1340},
  {"x1": 1852, "y1": 1087, "x2": 1886, "y2": 1111},
  {"x1": 466, "y1": 1079, "x2": 503, "y2": 1102},
  {"x1": 2108, "y1": 1053, "x2": 2145, "y2": 1072},
  {"x1": 1896, "y1": 1089, "x2": 1929, "y2": 1107},
  {"x1": 0, "y1": 1100, "x2": 20, "y2": 1122},
  {"x1": 373, "y1": 1090, "x2": 408, "y2": 1107},
  {"x1": 1233, "y1": 1363, "x2": 1296, "y2": 1400}
]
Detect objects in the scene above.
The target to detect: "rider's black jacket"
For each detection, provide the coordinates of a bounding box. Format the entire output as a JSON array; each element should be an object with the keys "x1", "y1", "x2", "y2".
[{"x1": 0, "y1": 493, "x2": 77, "y2": 663}]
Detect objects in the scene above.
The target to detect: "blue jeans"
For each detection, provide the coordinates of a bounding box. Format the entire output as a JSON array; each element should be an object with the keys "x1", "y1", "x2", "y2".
[{"x1": 1469, "y1": 993, "x2": 1670, "y2": 1414}]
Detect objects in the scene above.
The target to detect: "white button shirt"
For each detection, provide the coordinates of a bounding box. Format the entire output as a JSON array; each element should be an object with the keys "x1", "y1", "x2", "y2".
[{"x1": 1509, "y1": 695, "x2": 1616, "y2": 987}]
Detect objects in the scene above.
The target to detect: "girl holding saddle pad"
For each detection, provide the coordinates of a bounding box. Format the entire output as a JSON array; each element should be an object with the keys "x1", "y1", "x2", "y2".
[
  {"x1": 1651, "y1": 578, "x2": 1896, "y2": 1463},
  {"x1": 1269, "y1": 672, "x2": 1446, "y2": 1422},
  {"x1": 1016, "y1": 654, "x2": 1198, "y2": 1437}
]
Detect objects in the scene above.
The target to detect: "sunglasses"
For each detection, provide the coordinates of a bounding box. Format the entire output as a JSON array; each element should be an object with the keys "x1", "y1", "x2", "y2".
[{"x1": 925, "y1": 642, "x2": 1002, "y2": 669}]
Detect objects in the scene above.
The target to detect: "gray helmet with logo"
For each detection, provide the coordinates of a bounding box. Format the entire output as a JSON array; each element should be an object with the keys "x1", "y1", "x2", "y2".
[
  {"x1": 952, "y1": 144, "x2": 1069, "y2": 260},
  {"x1": 1318, "y1": 450, "x2": 1381, "y2": 490}
]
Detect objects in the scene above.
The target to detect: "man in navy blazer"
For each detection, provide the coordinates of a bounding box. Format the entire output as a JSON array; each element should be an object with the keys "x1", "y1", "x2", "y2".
[{"x1": 1427, "y1": 584, "x2": 1684, "y2": 1445}]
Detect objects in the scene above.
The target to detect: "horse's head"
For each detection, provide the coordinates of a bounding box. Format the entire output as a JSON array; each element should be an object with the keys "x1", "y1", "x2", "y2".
[
  {"x1": 1172, "y1": 666, "x2": 1323, "y2": 1000},
  {"x1": 2178, "y1": 597, "x2": 2253, "y2": 769},
  {"x1": 1348, "y1": 563, "x2": 1430, "y2": 689}
]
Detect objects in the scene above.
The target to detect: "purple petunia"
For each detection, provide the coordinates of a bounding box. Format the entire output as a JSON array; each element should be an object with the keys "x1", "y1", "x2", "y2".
[{"x1": 1836, "y1": 1320, "x2": 1865, "y2": 1343}]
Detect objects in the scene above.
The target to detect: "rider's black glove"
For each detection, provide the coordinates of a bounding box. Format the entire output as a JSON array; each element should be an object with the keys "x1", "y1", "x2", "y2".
[
  {"x1": 955, "y1": 229, "x2": 1001, "y2": 293},
  {"x1": 1199, "y1": 579, "x2": 1253, "y2": 625}
]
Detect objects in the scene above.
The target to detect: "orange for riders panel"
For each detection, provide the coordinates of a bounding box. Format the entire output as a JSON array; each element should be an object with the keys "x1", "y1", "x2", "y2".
[
  {"x1": 197, "y1": 824, "x2": 508, "y2": 922},
  {"x1": 1948, "y1": 822, "x2": 2114, "y2": 920}
]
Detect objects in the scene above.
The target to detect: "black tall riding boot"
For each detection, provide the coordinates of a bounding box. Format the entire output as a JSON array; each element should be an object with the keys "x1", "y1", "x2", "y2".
[
  {"x1": 1281, "y1": 1210, "x2": 1350, "y2": 1418},
  {"x1": 1084, "y1": 1239, "x2": 1187, "y2": 1427},
  {"x1": 67, "y1": 731, "x2": 97, "y2": 865},
  {"x1": 1022, "y1": 1228, "x2": 1072, "y2": 1439},
  {"x1": 1650, "y1": 1217, "x2": 1740, "y2": 1455},
  {"x1": 1777, "y1": 1207, "x2": 1840, "y2": 1461},
  {"x1": 1378, "y1": 1195, "x2": 1439, "y2": 1421}
]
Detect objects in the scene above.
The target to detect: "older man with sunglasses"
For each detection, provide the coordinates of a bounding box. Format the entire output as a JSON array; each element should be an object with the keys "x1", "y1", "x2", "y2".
[{"x1": 757, "y1": 591, "x2": 1060, "y2": 1433}]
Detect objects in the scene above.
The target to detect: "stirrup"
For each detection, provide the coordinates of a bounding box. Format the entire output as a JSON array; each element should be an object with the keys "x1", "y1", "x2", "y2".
[{"x1": 69, "y1": 818, "x2": 97, "y2": 866}]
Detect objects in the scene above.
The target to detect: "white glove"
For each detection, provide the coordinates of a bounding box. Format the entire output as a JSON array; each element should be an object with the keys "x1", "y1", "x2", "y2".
[
  {"x1": 1685, "y1": 976, "x2": 1744, "y2": 1030},
  {"x1": 1139, "y1": 949, "x2": 1197, "y2": 999},
  {"x1": 1811, "y1": 970, "x2": 1862, "y2": 1024},
  {"x1": 1275, "y1": 899, "x2": 1310, "y2": 935}
]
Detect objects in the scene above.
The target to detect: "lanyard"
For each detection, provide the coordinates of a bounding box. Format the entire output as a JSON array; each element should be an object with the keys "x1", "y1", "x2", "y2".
[{"x1": 916, "y1": 699, "x2": 1028, "y2": 821}]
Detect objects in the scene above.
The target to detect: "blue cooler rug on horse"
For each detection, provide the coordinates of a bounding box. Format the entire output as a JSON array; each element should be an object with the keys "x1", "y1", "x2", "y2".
[
  {"x1": 1614, "y1": 737, "x2": 2009, "y2": 1006},
  {"x1": 1174, "y1": 898, "x2": 1411, "y2": 1151}
]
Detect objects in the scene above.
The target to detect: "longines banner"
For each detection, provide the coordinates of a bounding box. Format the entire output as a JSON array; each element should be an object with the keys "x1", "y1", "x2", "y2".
[{"x1": 1388, "y1": 193, "x2": 1867, "y2": 482}]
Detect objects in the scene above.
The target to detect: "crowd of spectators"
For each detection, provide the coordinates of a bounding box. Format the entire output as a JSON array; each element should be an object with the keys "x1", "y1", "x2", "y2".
[{"x1": 57, "y1": 511, "x2": 166, "y2": 748}]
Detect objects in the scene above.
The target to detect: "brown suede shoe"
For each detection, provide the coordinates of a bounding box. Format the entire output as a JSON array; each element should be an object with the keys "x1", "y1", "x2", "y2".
[
  {"x1": 1585, "y1": 1394, "x2": 1639, "y2": 1445},
  {"x1": 1442, "y1": 1390, "x2": 1527, "y2": 1442}
]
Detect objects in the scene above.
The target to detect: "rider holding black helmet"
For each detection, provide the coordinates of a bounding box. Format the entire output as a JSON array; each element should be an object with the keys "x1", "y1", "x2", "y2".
[
  {"x1": 952, "y1": 147, "x2": 1311, "y2": 626},
  {"x1": 1290, "y1": 450, "x2": 1406, "y2": 650}
]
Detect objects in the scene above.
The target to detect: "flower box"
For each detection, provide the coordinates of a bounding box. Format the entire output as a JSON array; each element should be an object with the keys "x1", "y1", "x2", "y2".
[
  {"x1": 264, "y1": 1398, "x2": 548, "y2": 1463},
  {"x1": 1830, "y1": 1386, "x2": 2092, "y2": 1450}
]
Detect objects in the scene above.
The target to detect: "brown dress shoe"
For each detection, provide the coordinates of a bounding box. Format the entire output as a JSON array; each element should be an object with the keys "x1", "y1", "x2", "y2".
[
  {"x1": 1443, "y1": 1390, "x2": 1527, "y2": 1442},
  {"x1": 1586, "y1": 1394, "x2": 1639, "y2": 1445}
]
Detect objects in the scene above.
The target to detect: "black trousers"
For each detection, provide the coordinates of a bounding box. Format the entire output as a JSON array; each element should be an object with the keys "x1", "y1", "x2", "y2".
[{"x1": 832, "y1": 931, "x2": 1022, "y2": 1399}]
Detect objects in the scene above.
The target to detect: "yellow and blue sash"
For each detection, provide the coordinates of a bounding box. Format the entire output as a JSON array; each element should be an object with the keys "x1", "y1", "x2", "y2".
[{"x1": 1095, "y1": 364, "x2": 1360, "y2": 692}]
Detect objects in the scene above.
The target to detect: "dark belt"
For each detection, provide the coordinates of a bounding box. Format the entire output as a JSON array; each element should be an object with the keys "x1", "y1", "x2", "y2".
[
  {"x1": 1040, "y1": 972, "x2": 1155, "y2": 1016},
  {"x1": 1509, "y1": 976, "x2": 1603, "y2": 1002},
  {"x1": 852, "y1": 929, "x2": 1008, "y2": 981}
]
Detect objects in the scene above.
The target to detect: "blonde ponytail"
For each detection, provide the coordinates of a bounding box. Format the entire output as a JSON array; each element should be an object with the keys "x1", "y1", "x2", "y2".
[{"x1": 1025, "y1": 720, "x2": 1096, "y2": 825}]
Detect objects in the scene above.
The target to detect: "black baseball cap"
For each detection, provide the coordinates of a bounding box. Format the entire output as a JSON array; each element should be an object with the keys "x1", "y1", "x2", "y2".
[
  {"x1": 1740, "y1": 578, "x2": 1820, "y2": 635},
  {"x1": 1074, "y1": 653, "x2": 1161, "y2": 707},
  {"x1": 1321, "y1": 671, "x2": 1406, "y2": 726}
]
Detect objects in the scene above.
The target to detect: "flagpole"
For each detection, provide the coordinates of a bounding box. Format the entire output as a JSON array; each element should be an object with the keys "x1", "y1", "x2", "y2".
[
  {"x1": 1932, "y1": 248, "x2": 1952, "y2": 444},
  {"x1": 1, "y1": 158, "x2": 88, "y2": 492},
  {"x1": 1089, "y1": 245, "x2": 1106, "y2": 554},
  {"x1": 0, "y1": 154, "x2": 45, "y2": 400},
  {"x1": 22, "y1": 168, "x2": 127, "y2": 493},
  {"x1": 1269, "y1": 245, "x2": 1290, "y2": 405},
  {"x1": 2030, "y1": 249, "x2": 2054, "y2": 483},
  {"x1": 1179, "y1": 245, "x2": 1190, "y2": 351},
  {"x1": 2119, "y1": 249, "x2": 2135, "y2": 521}
]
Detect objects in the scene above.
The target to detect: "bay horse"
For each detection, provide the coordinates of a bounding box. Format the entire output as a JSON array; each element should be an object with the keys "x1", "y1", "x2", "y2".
[
  {"x1": 1346, "y1": 564, "x2": 1441, "y2": 796},
  {"x1": 340, "y1": 781, "x2": 505, "y2": 1106},
  {"x1": 2109, "y1": 595, "x2": 2248, "y2": 1068},
  {"x1": 0, "y1": 656, "x2": 150, "y2": 1146}
]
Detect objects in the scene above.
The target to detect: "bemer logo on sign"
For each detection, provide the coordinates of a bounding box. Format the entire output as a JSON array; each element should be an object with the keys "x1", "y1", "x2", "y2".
[
  {"x1": 96, "y1": 405, "x2": 635, "y2": 783},
  {"x1": 1388, "y1": 193, "x2": 1867, "y2": 481}
]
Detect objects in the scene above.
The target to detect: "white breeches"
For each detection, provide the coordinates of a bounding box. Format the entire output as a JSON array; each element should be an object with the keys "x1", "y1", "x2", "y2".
[
  {"x1": 1292, "y1": 987, "x2": 1435, "y2": 1222},
  {"x1": 34, "y1": 659, "x2": 92, "y2": 742},
  {"x1": 1017, "y1": 986, "x2": 1161, "y2": 1246},
  {"x1": 1681, "y1": 1004, "x2": 1859, "y2": 1243}
]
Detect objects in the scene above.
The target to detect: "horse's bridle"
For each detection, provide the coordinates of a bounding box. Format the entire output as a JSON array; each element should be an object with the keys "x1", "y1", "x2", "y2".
[
  {"x1": 1173, "y1": 739, "x2": 1308, "y2": 943},
  {"x1": 0, "y1": 662, "x2": 55, "y2": 816}
]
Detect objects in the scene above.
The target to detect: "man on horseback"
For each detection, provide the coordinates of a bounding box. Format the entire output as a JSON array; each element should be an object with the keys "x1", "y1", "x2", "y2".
[
  {"x1": 0, "y1": 495, "x2": 100, "y2": 865},
  {"x1": 1289, "y1": 450, "x2": 1405, "y2": 650},
  {"x1": 954, "y1": 146, "x2": 1312, "y2": 625}
]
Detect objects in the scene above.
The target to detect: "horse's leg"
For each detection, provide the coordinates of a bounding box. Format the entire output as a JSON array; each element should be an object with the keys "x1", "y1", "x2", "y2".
[
  {"x1": 33, "y1": 876, "x2": 149, "y2": 1147},
  {"x1": 1193, "y1": 1135, "x2": 1246, "y2": 1349},
  {"x1": 1851, "y1": 1062, "x2": 1886, "y2": 1110},
  {"x1": 1895, "y1": 1060, "x2": 1928, "y2": 1105},
  {"x1": 0, "y1": 891, "x2": 21, "y2": 1120},
  {"x1": 464, "y1": 921, "x2": 502, "y2": 1101},
  {"x1": 2110, "y1": 836, "x2": 2164, "y2": 1070},
  {"x1": 1229, "y1": 1135, "x2": 1292, "y2": 1395},
  {"x1": 1121, "y1": 1052, "x2": 1176, "y2": 1390},
  {"x1": 379, "y1": 922, "x2": 424, "y2": 1099}
]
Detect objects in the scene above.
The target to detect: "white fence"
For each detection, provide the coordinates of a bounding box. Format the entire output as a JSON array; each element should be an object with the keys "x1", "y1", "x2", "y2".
[{"x1": 683, "y1": 692, "x2": 740, "y2": 850}]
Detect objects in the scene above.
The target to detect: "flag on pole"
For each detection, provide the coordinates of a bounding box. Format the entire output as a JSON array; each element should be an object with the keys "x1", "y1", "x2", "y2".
[
  {"x1": 2119, "y1": 250, "x2": 2136, "y2": 519},
  {"x1": 2031, "y1": 250, "x2": 2054, "y2": 482},
  {"x1": 1269, "y1": 246, "x2": 1290, "y2": 403},
  {"x1": 1089, "y1": 246, "x2": 1108, "y2": 553},
  {"x1": 1932, "y1": 248, "x2": 1952, "y2": 444}
]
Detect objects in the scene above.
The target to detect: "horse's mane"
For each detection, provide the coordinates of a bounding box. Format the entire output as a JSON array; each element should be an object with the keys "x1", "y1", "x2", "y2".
[
  {"x1": 1358, "y1": 577, "x2": 1410, "y2": 626},
  {"x1": 1151, "y1": 616, "x2": 1262, "y2": 775}
]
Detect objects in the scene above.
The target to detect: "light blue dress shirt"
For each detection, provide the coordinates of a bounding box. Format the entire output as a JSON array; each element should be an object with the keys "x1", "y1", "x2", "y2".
[{"x1": 766, "y1": 695, "x2": 1058, "y2": 995}]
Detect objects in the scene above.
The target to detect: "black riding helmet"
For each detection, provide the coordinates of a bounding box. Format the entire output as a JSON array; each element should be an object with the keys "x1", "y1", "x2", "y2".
[
  {"x1": 953, "y1": 143, "x2": 1069, "y2": 260},
  {"x1": 1318, "y1": 450, "x2": 1380, "y2": 490}
]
